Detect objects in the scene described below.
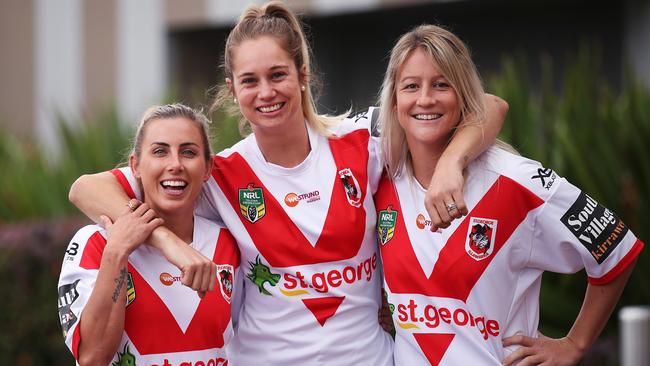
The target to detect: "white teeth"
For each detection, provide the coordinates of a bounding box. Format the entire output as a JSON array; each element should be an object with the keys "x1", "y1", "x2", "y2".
[
  {"x1": 259, "y1": 103, "x2": 283, "y2": 113},
  {"x1": 161, "y1": 180, "x2": 187, "y2": 188},
  {"x1": 414, "y1": 114, "x2": 442, "y2": 120}
]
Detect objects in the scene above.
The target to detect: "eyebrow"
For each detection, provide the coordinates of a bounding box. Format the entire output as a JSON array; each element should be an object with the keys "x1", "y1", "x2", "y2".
[
  {"x1": 237, "y1": 65, "x2": 289, "y2": 78},
  {"x1": 399, "y1": 74, "x2": 446, "y2": 83},
  {"x1": 150, "y1": 142, "x2": 200, "y2": 148}
]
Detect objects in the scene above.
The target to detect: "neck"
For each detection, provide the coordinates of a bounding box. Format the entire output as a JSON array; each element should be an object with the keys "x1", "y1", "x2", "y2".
[
  {"x1": 407, "y1": 138, "x2": 447, "y2": 189},
  {"x1": 254, "y1": 121, "x2": 311, "y2": 168},
  {"x1": 159, "y1": 209, "x2": 195, "y2": 244}
]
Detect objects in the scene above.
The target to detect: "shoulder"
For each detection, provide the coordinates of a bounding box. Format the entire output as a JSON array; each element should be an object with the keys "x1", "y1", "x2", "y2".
[
  {"x1": 332, "y1": 107, "x2": 379, "y2": 137},
  {"x1": 61, "y1": 225, "x2": 106, "y2": 271},
  {"x1": 470, "y1": 146, "x2": 561, "y2": 199}
]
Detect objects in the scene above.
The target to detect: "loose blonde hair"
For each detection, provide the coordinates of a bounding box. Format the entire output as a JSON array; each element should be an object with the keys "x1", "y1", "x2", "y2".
[
  {"x1": 378, "y1": 24, "x2": 488, "y2": 178},
  {"x1": 212, "y1": 1, "x2": 342, "y2": 136}
]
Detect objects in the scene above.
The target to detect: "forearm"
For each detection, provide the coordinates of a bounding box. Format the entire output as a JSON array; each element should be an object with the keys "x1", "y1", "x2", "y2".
[
  {"x1": 441, "y1": 94, "x2": 508, "y2": 168},
  {"x1": 77, "y1": 248, "x2": 129, "y2": 365},
  {"x1": 69, "y1": 172, "x2": 131, "y2": 223},
  {"x1": 567, "y1": 260, "x2": 637, "y2": 352},
  {"x1": 69, "y1": 172, "x2": 185, "y2": 251}
]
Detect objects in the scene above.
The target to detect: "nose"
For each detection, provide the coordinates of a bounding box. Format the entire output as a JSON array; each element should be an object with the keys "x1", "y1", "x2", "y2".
[
  {"x1": 416, "y1": 87, "x2": 436, "y2": 107},
  {"x1": 167, "y1": 152, "x2": 184, "y2": 173},
  {"x1": 258, "y1": 80, "x2": 276, "y2": 100}
]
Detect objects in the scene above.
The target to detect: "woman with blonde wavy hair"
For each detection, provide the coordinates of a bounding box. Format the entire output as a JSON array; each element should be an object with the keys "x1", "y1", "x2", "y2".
[
  {"x1": 69, "y1": 2, "x2": 507, "y2": 364},
  {"x1": 374, "y1": 24, "x2": 642, "y2": 365}
]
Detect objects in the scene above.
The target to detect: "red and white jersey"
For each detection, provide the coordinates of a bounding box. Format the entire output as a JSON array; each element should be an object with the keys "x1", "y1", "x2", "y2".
[
  {"x1": 113, "y1": 112, "x2": 394, "y2": 365},
  {"x1": 374, "y1": 147, "x2": 644, "y2": 365},
  {"x1": 57, "y1": 216, "x2": 240, "y2": 366}
]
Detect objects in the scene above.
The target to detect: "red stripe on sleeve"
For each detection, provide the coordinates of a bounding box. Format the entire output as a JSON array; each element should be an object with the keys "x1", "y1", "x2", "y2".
[
  {"x1": 111, "y1": 168, "x2": 137, "y2": 199},
  {"x1": 79, "y1": 231, "x2": 107, "y2": 270},
  {"x1": 588, "y1": 239, "x2": 644, "y2": 285},
  {"x1": 71, "y1": 318, "x2": 82, "y2": 360}
]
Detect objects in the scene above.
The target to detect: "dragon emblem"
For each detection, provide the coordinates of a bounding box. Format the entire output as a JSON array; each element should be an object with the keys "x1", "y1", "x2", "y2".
[
  {"x1": 246, "y1": 255, "x2": 280, "y2": 296},
  {"x1": 112, "y1": 343, "x2": 136, "y2": 366}
]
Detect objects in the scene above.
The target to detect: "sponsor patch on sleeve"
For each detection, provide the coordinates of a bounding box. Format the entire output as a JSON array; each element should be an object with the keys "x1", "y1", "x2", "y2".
[
  {"x1": 58, "y1": 279, "x2": 80, "y2": 338},
  {"x1": 560, "y1": 192, "x2": 628, "y2": 264}
]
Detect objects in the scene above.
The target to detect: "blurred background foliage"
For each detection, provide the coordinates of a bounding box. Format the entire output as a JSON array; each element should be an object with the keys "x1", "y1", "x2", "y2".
[{"x1": 0, "y1": 46, "x2": 648, "y2": 364}]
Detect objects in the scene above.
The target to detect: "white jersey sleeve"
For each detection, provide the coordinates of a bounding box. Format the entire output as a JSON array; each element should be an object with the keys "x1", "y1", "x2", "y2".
[
  {"x1": 334, "y1": 107, "x2": 384, "y2": 194},
  {"x1": 57, "y1": 225, "x2": 106, "y2": 360},
  {"x1": 481, "y1": 148, "x2": 643, "y2": 284}
]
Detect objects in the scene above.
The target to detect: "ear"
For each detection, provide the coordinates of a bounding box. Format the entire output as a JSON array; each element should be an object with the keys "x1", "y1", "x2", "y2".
[
  {"x1": 203, "y1": 158, "x2": 212, "y2": 182},
  {"x1": 225, "y1": 77, "x2": 234, "y2": 96},
  {"x1": 129, "y1": 154, "x2": 141, "y2": 179},
  {"x1": 299, "y1": 64, "x2": 309, "y2": 85}
]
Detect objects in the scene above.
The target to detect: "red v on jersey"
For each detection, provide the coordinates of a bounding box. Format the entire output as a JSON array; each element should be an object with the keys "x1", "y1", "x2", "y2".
[
  {"x1": 375, "y1": 175, "x2": 544, "y2": 301},
  {"x1": 77, "y1": 230, "x2": 233, "y2": 354},
  {"x1": 124, "y1": 265, "x2": 226, "y2": 354},
  {"x1": 301, "y1": 296, "x2": 346, "y2": 326},
  {"x1": 413, "y1": 333, "x2": 455, "y2": 365},
  {"x1": 212, "y1": 129, "x2": 371, "y2": 267}
]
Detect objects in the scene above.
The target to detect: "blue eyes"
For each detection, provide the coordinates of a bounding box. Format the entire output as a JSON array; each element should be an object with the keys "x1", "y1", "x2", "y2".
[{"x1": 151, "y1": 148, "x2": 197, "y2": 157}]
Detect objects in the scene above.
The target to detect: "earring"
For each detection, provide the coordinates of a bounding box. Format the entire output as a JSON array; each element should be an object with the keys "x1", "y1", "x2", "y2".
[
  {"x1": 233, "y1": 97, "x2": 237, "y2": 103},
  {"x1": 300, "y1": 85, "x2": 306, "y2": 92}
]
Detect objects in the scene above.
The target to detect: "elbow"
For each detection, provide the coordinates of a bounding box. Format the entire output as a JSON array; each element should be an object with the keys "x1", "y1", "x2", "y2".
[
  {"x1": 69, "y1": 174, "x2": 92, "y2": 206},
  {"x1": 78, "y1": 351, "x2": 114, "y2": 366},
  {"x1": 495, "y1": 96, "x2": 509, "y2": 121}
]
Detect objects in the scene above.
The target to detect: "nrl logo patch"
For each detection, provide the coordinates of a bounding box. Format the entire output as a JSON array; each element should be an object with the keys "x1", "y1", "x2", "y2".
[
  {"x1": 338, "y1": 168, "x2": 362, "y2": 207},
  {"x1": 378, "y1": 205, "x2": 398, "y2": 245},
  {"x1": 239, "y1": 183, "x2": 266, "y2": 223},
  {"x1": 125, "y1": 272, "x2": 136, "y2": 306},
  {"x1": 465, "y1": 217, "x2": 498, "y2": 261},
  {"x1": 217, "y1": 264, "x2": 234, "y2": 303}
]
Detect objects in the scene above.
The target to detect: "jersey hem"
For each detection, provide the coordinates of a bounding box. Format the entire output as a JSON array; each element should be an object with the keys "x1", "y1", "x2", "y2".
[{"x1": 588, "y1": 239, "x2": 644, "y2": 285}]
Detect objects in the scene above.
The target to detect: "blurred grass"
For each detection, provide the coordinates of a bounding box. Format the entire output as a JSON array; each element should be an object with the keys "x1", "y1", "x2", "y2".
[{"x1": 487, "y1": 45, "x2": 650, "y2": 347}]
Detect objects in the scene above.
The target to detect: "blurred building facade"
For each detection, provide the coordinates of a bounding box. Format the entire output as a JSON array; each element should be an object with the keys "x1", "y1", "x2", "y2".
[{"x1": 1, "y1": 0, "x2": 649, "y2": 151}]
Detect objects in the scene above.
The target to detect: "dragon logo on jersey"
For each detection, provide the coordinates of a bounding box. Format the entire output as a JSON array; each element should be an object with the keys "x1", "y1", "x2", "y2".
[
  {"x1": 125, "y1": 272, "x2": 135, "y2": 306},
  {"x1": 239, "y1": 183, "x2": 266, "y2": 223},
  {"x1": 465, "y1": 217, "x2": 498, "y2": 261},
  {"x1": 378, "y1": 205, "x2": 398, "y2": 245},
  {"x1": 246, "y1": 255, "x2": 280, "y2": 296},
  {"x1": 112, "y1": 342, "x2": 137, "y2": 366},
  {"x1": 58, "y1": 279, "x2": 80, "y2": 338},
  {"x1": 338, "y1": 168, "x2": 362, "y2": 207},
  {"x1": 217, "y1": 264, "x2": 234, "y2": 303}
]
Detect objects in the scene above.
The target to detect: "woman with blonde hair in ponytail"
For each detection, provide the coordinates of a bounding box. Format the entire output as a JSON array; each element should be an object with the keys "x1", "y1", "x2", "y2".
[
  {"x1": 374, "y1": 24, "x2": 642, "y2": 365},
  {"x1": 69, "y1": 2, "x2": 507, "y2": 364}
]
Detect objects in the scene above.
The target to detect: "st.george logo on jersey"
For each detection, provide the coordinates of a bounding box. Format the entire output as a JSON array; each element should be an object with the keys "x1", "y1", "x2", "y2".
[
  {"x1": 239, "y1": 183, "x2": 266, "y2": 223},
  {"x1": 338, "y1": 168, "x2": 362, "y2": 207},
  {"x1": 378, "y1": 205, "x2": 398, "y2": 245},
  {"x1": 465, "y1": 217, "x2": 498, "y2": 261},
  {"x1": 217, "y1": 264, "x2": 234, "y2": 303}
]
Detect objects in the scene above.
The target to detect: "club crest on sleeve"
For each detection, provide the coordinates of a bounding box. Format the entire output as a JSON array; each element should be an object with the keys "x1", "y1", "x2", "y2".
[
  {"x1": 378, "y1": 205, "x2": 398, "y2": 245},
  {"x1": 465, "y1": 217, "x2": 498, "y2": 261},
  {"x1": 239, "y1": 183, "x2": 266, "y2": 223},
  {"x1": 338, "y1": 168, "x2": 362, "y2": 207},
  {"x1": 217, "y1": 264, "x2": 234, "y2": 303}
]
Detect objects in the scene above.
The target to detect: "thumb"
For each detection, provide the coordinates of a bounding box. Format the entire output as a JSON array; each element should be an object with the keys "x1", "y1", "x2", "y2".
[{"x1": 99, "y1": 215, "x2": 113, "y2": 229}]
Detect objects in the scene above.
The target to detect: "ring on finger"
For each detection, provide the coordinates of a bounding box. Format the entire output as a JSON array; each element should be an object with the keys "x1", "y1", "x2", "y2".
[
  {"x1": 445, "y1": 203, "x2": 458, "y2": 212},
  {"x1": 126, "y1": 199, "x2": 139, "y2": 211}
]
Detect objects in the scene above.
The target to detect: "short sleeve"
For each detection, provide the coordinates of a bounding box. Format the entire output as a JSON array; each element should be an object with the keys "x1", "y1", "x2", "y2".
[
  {"x1": 527, "y1": 176, "x2": 643, "y2": 284},
  {"x1": 335, "y1": 107, "x2": 384, "y2": 193},
  {"x1": 57, "y1": 225, "x2": 106, "y2": 360}
]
